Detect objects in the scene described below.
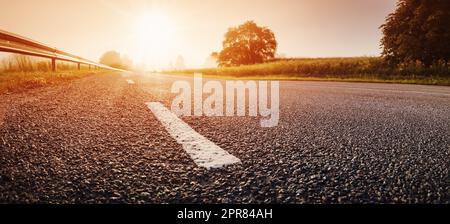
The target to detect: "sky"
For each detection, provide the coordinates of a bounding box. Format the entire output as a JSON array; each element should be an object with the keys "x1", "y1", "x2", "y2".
[{"x1": 0, "y1": 0, "x2": 397, "y2": 70}]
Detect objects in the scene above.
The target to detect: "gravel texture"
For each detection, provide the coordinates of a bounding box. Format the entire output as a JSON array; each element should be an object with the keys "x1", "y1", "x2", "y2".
[{"x1": 0, "y1": 72, "x2": 449, "y2": 203}]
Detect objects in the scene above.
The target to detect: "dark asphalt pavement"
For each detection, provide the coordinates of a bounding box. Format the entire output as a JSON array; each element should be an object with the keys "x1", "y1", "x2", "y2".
[{"x1": 0, "y1": 72, "x2": 449, "y2": 203}]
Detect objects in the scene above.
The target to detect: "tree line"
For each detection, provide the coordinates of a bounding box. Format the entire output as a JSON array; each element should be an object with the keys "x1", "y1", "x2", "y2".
[{"x1": 213, "y1": 0, "x2": 449, "y2": 73}]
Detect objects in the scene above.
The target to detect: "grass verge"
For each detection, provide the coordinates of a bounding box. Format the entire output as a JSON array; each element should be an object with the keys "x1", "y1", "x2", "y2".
[
  {"x1": 0, "y1": 70, "x2": 107, "y2": 94},
  {"x1": 166, "y1": 72, "x2": 450, "y2": 86},
  {"x1": 166, "y1": 57, "x2": 450, "y2": 86}
]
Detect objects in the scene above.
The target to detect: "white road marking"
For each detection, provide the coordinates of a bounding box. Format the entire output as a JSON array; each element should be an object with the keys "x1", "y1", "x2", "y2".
[
  {"x1": 127, "y1": 79, "x2": 135, "y2": 84},
  {"x1": 146, "y1": 102, "x2": 241, "y2": 169}
]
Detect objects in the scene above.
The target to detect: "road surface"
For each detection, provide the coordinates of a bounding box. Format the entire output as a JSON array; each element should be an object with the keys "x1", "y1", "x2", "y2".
[{"x1": 0, "y1": 72, "x2": 449, "y2": 203}]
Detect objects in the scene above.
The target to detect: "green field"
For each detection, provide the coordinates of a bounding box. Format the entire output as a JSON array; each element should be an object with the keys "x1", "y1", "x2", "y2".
[{"x1": 167, "y1": 57, "x2": 450, "y2": 86}]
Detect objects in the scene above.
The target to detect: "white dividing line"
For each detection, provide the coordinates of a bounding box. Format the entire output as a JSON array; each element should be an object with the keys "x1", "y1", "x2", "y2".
[
  {"x1": 146, "y1": 102, "x2": 241, "y2": 169},
  {"x1": 126, "y1": 79, "x2": 135, "y2": 84}
]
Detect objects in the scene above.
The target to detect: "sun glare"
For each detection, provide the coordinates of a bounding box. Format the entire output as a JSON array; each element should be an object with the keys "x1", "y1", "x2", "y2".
[{"x1": 132, "y1": 10, "x2": 176, "y2": 69}]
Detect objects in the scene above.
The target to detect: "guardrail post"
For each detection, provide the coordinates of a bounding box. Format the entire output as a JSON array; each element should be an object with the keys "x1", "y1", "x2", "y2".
[
  {"x1": 77, "y1": 63, "x2": 81, "y2": 70},
  {"x1": 51, "y1": 58, "x2": 56, "y2": 71}
]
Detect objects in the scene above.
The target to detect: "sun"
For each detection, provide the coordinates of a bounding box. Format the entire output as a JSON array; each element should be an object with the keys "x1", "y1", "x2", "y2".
[
  {"x1": 134, "y1": 12, "x2": 173, "y2": 45},
  {"x1": 132, "y1": 10, "x2": 176, "y2": 69}
]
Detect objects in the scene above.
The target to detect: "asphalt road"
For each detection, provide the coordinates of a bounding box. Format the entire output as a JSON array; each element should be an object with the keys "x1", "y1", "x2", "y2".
[{"x1": 0, "y1": 72, "x2": 449, "y2": 203}]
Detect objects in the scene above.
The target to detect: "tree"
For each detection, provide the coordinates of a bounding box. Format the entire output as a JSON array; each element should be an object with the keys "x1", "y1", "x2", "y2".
[
  {"x1": 203, "y1": 52, "x2": 218, "y2": 68},
  {"x1": 174, "y1": 55, "x2": 186, "y2": 70},
  {"x1": 100, "y1": 51, "x2": 122, "y2": 68},
  {"x1": 217, "y1": 21, "x2": 277, "y2": 67},
  {"x1": 121, "y1": 55, "x2": 133, "y2": 69},
  {"x1": 99, "y1": 51, "x2": 133, "y2": 69},
  {"x1": 381, "y1": 0, "x2": 450, "y2": 66}
]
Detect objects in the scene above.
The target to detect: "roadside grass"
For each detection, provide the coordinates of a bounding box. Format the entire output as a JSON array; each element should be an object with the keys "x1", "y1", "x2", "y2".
[
  {"x1": 165, "y1": 73, "x2": 450, "y2": 86},
  {"x1": 0, "y1": 54, "x2": 110, "y2": 94},
  {"x1": 0, "y1": 70, "x2": 106, "y2": 94},
  {"x1": 166, "y1": 57, "x2": 450, "y2": 86}
]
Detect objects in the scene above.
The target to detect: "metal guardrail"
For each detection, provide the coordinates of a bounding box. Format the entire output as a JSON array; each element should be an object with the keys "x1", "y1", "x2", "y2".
[{"x1": 0, "y1": 29, "x2": 128, "y2": 72}]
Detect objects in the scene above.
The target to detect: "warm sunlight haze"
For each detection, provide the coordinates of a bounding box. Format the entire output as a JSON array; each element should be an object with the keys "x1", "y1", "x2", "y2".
[
  {"x1": 0, "y1": 0, "x2": 397, "y2": 71},
  {"x1": 131, "y1": 10, "x2": 177, "y2": 70}
]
